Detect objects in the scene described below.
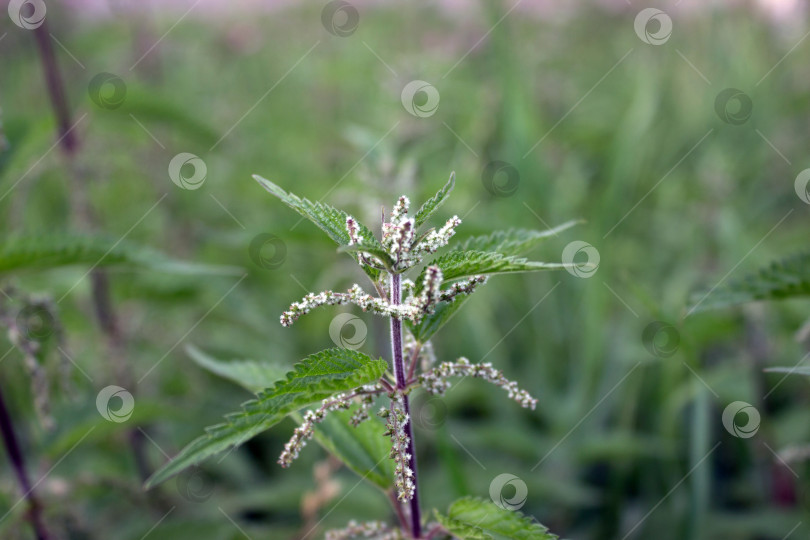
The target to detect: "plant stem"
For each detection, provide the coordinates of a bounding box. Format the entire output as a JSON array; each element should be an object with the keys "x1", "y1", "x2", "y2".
[
  {"x1": 31, "y1": 21, "x2": 153, "y2": 484},
  {"x1": 32, "y1": 23, "x2": 78, "y2": 153},
  {"x1": 389, "y1": 273, "x2": 422, "y2": 538},
  {"x1": 0, "y1": 385, "x2": 50, "y2": 540}
]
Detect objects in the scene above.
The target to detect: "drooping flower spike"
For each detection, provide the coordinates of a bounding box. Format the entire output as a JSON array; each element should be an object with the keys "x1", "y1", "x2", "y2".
[
  {"x1": 278, "y1": 383, "x2": 385, "y2": 468},
  {"x1": 419, "y1": 357, "x2": 538, "y2": 410}
]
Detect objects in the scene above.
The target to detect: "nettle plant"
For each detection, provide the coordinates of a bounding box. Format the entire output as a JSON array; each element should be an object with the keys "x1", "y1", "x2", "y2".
[{"x1": 147, "y1": 173, "x2": 580, "y2": 539}]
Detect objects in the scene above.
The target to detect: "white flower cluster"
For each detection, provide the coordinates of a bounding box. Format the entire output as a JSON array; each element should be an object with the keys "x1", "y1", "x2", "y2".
[
  {"x1": 325, "y1": 520, "x2": 403, "y2": 540},
  {"x1": 280, "y1": 285, "x2": 418, "y2": 327},
  {"x1": 419, "y1": 357, "x2": 538, "y2": 410},
  {"x1": 382, "y1": 197, "x2": 416, "y2": 271},
  {"x1": 409, "y1": 271, "x2": 489, "y2": 319},
  {"x1": 438, "y1": 275, "x2": 489, "y2": 302},
  {"x1": 346, "y1": 216, "x2": 363, "y2": 245},
  {"x1": 380, "y1": 393, "x2": 415, "y2": 502},
  {"x1": 278, "y1": 393, "x2": 353, "y2": 467},
  {"x1": 417, "y1": 215, "x2": 462, "y2": 256},
  {"x1": 362, "y1": 195, "x2": 461, "y2": 272},
  {"x1": 278, "y1": 385, "x2": 383, "y2": 467},
  {"x1": 279, "y1": 194, "x2": 489, "y2": 329},
  {"x1": 350, "y1": 392, "x2": 375, "y2": 427},
  {"x1": 346, "y1": 215, "x2": 383, "y2": 272},
  {"x1": 409, "y1": 266, "x2": 442, "y2": 316}
]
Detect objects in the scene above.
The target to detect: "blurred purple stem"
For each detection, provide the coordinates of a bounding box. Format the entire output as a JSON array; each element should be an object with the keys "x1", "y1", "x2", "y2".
[
  {"x1": 0, "y1": 385, "x2": 50, "y2": 540},
  {"x1": 390, "y1": 272, "x2": 422, "y2": 538},
  {"x1": 31, "y1": 22, "x2": 153, "y2": 484}
]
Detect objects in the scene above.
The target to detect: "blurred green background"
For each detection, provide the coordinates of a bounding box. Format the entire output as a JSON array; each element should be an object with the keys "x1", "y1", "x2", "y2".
[{"x1": 3, "y1": 1, "x2": 810, "y2": 538}]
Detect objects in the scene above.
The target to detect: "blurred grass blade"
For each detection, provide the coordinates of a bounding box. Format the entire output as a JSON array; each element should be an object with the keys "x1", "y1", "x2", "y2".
[
  {"x1": 689, "y1": 252, "x2": 810, "y2": 313},
  {"x1": 0, "y1": 235, "x2": 242, "y2": 276},
  {"x1": 414, "y1": 172, "x2": 455, "y2": 227},
  {"x1": 145, "y1": 348, "x2": 387, "y2": 488},
  {"x1": 102, "y1": 85, "x2": 219, "y2": 145},
  {"x1": 764, "y1": 366, "x2": 810, "y2": 377}
]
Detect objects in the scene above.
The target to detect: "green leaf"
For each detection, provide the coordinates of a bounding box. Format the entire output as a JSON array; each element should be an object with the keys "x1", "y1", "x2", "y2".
[
  {"x1": 406, "y1": 293, "x2": 472, "y2": 342},
  {"x1": 310, "y1": 410, "x2": 395, "y2": 491},
  {"x1": 764, "y1": 367, "x2": 810, "y2": 377},
  {"x1": 337, "y1": 243, "x2": 394, "y2": 270},
  {"x1": 145, "y1": 349, "x2": 388, "y2": 488},
  {"x1": 0, "y1": 235, "x2": 241, "y2": 276},
  {"x1": 435, "y1": 515, "x2": 490, "y2": 540},
  {"x1": 414, "y1": 172, "x2": 455, "y2": 227},
  {"x1": 186, "y1": 345, "x2": 287, "y2": 393},
  {"x1": 435, "y1": 497, "x2": 558, "y2": 540},
  {"x1": 688, "y1": 252, "x2": 810, "y2": 313},
  {"x1": 414, "y1": 250, "x2": 567, "y2": 295},
  {"x1": 187, "y1": 347, "x2": 393, "y2": 489},
  {"x1": 253, "y1": 175, "x2": 383, "y2": 281},
  {"x1": 453, "y1": 221, "x2": 582, "y2": 256}
]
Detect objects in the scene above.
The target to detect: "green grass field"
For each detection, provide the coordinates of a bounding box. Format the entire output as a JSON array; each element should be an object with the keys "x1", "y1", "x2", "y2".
[{"x1": 2, "y1": 2, "x2": 810, "y2": 538}]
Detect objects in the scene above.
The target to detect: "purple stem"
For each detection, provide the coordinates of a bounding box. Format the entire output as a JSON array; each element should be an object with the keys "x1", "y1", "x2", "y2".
[
  {"x1": 32, "y1": 23, "x2": 78, "y2": 153},
  {"x1": 389, "y1": 273, "x2": 422, "y2": 538},
  {"x1": 0, "y1": 385, "x2": 50, "y2": 540},
  {"x1": 31, "y1": 20, "x2": 154, "y2": 486}
]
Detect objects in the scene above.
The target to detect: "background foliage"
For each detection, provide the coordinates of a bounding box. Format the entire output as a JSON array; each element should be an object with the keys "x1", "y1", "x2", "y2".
[{"x1": 2, "y1": 1, "x2": 810, "y2": 539}]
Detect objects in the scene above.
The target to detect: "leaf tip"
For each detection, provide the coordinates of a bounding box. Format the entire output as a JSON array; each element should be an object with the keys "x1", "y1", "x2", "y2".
[{"x1": 252, "y1": 174, "x2": 278, "y2": 192}]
